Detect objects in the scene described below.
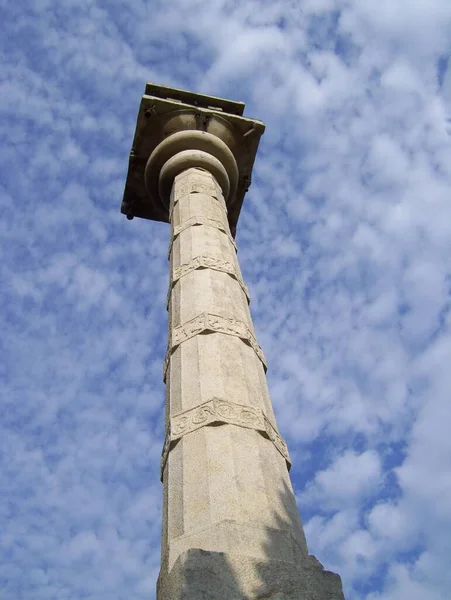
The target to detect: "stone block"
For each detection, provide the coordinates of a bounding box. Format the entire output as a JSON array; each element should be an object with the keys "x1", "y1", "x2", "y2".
[{"x1": 157, "y1": 548, "x2": 345, "y2": 600}]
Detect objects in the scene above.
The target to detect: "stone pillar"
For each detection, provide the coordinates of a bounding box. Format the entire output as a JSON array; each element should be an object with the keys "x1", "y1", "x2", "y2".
[
  {"x1": 157, "y1": 169, "x2": 344, "y2": 600},
  {"x1": 121, "y1": 83, "x2": 345, "y2": 600}
]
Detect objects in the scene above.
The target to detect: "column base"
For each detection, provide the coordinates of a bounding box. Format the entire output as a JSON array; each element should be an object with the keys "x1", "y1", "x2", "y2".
[{"x1": 157, "y1": 548, "x2": 345, "y2": 600}]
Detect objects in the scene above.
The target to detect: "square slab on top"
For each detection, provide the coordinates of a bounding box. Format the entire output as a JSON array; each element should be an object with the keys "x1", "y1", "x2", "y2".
[{"x1": 121, "y1": 82, "x2": 265, "y2": 237}]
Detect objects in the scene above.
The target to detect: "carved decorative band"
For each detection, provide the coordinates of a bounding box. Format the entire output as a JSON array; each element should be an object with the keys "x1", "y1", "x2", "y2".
[
  {"x1": 172, "y1": 174, "x2": 222, "y2": 202},
  {"x1": 166, "y1": 255, "x2": 249, "y2": 309},
  {"x1": 171, "y1": 398, "x2": 265, "y2": 438},
  {"x1": 168, "y1": 216, "x2": 237, "y2": 260},
  {"x1": 169, "y1": 176, "x2": 226, "y2": 221},
  {"x1": 163, "y1": 312, "x2": 266, "y2": 382},
  {"x1": 160, "y1": 398, "x2": 291, "y2": 479}
]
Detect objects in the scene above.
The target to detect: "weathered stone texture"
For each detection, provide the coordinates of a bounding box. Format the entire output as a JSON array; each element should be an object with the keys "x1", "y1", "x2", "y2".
[
  {"x1": 158, "y1": 549, "x2": 345, "y2": 600},
  {"x1": 158, "y1": 168, "x2": 345, "y2": 599}
]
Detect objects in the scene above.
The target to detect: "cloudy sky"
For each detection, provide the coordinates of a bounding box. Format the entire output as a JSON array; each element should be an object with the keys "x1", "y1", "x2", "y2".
[{"x1": 2, "y1": 0, "x2": 451, "y2": 598}]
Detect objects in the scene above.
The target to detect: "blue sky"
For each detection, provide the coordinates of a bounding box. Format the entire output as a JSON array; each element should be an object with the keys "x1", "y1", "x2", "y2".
[{"x1": 1, "y1": 1, "x2": 451, "y2": 598}]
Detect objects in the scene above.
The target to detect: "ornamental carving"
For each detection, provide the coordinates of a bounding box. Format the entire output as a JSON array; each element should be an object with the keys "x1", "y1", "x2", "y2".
[
  {"x1": 160, "y1": 425, "x2": 172, "y2": 478},
  {"x1": 167, "y1": 255, "x2": 249, "y2": 306},
  {"x1": 192, "y1": 405, "x2": 216, "y2": 425},
  {"x1": 168, "y1": 216, "x2": 237, "y2": 260},
  {"x1": 172, "y1": 415, "x2": 190, "y2": 435},
  {"x1": 169, "y1": 176, "x2": 226, "y2": 219},
  {"x1": 163, "y1": 312, "x2": 266, "y2": 382},
  {"x1": 172, "y1": 313, "x2": 209, "y2": 346},
  {"x1": 263, "y1": 415, "x2": 290, "y2": 462},
  {"x1": 173, "y1": 178, "x2": 221, "y2": 202},
  {"x1": 160, "y1": 398, "x2": 291, "y2": 480}
]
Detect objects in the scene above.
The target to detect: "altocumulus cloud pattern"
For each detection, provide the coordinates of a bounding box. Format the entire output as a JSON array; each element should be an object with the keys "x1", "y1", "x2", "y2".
[{"x1": 1, "y1": 1, "x2": 451, "y2": 599}]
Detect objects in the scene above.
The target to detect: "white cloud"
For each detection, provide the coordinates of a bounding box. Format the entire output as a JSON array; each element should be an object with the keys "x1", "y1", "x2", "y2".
[
  {"x1": 367, "y1": 502, "x2": 411, "y2": 545},
  {"x1": 368, "y1": 559, "x2": 448, "y2": 600},
  {"x1": 302, "y1": 450, "x2": 382, "y2": 510},
  {"x1": 1, "y1": 0, "x2": 451, "y2": 598}
]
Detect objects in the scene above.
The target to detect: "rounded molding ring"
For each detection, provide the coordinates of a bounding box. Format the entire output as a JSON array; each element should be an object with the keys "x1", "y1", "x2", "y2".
[
  {"x1": 159, "y1": 150, "x2": 230, "y2": 203},
  {"x1": 145, "y1": 130, "x2": 238, "y2": 209}
]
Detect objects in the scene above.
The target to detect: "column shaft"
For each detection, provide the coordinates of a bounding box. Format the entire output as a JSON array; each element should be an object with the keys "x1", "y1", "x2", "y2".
[{"x1": 160, "y1": 168, "x2": 307, "y2": 575}]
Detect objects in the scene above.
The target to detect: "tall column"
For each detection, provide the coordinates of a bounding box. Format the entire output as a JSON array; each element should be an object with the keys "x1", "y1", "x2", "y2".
[
  {"x1": 160, "y1": 164, "x2": 306, "y2": 581},
  {"x1": 121, "y1": 83, "x2": 345, "y2": 600}
]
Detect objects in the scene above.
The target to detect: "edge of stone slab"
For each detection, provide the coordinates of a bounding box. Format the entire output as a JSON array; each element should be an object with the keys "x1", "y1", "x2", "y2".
[{"x1": 157, "y1": 548, "x2": 345, "y2": 600}]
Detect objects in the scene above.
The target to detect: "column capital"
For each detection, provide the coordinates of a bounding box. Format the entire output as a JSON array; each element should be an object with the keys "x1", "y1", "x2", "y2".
[{"x1": 121, "y1": 82, "x2": 265, "y2": 237}]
